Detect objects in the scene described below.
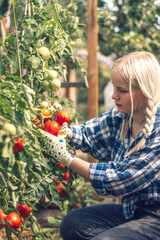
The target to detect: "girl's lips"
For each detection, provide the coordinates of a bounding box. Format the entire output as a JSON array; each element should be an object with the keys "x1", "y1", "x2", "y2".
[{"x1": 115, "y1": 102, "x2": 122, "y2": 107}]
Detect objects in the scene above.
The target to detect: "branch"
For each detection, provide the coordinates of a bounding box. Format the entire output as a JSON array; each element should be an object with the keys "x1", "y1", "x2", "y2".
[{"x1": 13, "y1": 3, "x2": 22, "y2": 79}]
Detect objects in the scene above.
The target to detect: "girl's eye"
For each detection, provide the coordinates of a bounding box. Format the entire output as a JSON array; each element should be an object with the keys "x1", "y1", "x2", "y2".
[
  {"x1": 120, "y1": 89, "x2": 128, "y2": 92},
  {"x1": 119, "y1": 88, "x2": 128, "y2": 93}
]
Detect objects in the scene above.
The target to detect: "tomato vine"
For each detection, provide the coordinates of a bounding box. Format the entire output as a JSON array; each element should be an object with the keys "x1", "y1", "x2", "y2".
[{"x1": 0, "y1": 0, "x2": 85, "y2": 239}]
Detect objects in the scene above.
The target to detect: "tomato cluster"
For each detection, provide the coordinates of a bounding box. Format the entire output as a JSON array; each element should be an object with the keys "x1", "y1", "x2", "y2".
[
  {"x1": 31, "y1": 104, "x2": 71, "y2": 194},
  {"x1": 12, "y1": 104, "x2": 71, "y2": 155},
  {"x1": 40, "y1": 66, "x2": 61, "y2": 92},
  {"x1": 0, "y1": 204, "x2": 31, "y2": 231},
  {"x1": 33, "y1": 105, "x2": 70, "y2": 137},
  {"x1": 53, "y1": 163, "x2": 70, "y2": 194}
]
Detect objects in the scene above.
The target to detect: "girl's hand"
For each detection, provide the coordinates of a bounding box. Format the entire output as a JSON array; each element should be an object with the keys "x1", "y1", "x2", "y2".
[{"x1": 42, "y1": 130, "x2": 75, "y2": 168}]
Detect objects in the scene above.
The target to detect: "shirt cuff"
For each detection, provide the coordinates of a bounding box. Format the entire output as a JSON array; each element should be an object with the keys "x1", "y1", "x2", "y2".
[{"x1": 69, "y1": 125, "x2": 83, "y2": 149}]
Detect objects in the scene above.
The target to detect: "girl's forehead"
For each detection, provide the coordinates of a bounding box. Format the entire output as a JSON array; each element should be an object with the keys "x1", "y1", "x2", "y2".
[{"x1": 111, "y1": 71, "x2": 129, "y2": 88}]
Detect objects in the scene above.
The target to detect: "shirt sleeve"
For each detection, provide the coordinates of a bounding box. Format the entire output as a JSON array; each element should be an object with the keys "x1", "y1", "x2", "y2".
[
  {"x1": 69, "y1": 112, "x2": 112, "y2": 161},
  {"x1": 69, "y1": 109, "x2": 123, "y2": 161},
  {"x1": 89, "y1": 138, "x2": 160, "y2": 197}
]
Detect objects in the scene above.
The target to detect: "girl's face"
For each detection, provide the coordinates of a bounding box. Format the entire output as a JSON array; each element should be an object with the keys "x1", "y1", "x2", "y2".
[{"x1": 111, "y1": 71, "x2": 147, "y2": 116}]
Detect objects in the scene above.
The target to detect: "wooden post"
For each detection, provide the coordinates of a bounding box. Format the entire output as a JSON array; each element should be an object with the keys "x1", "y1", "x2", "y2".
[
  {"x1": 87, "y1": 0, "x2": 98, "y2": 163},
  {"x1": 87, "y1": 0, "x2": 98, "y2": 120}
]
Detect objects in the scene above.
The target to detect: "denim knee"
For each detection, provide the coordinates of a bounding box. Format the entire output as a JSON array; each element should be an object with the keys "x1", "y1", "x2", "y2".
[
  {"x1": 60, "y1": 211, "x2": 79, "y2": 240},
  {"x1": 60, "y1": 209, "x2": 94, "y2": 240}
]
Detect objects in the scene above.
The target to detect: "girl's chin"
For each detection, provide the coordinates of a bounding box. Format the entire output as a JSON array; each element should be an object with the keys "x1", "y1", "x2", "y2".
[{"x1": 117, "y1": 107, "x2": 130, "y2": 115}]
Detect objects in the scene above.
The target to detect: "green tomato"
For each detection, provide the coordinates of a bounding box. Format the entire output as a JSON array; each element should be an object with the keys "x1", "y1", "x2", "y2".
[
  {"x1": 40, "y1": 101, "x2": 49, "y2": 108},
  {"x1": 43, "y1": 71, "x2": 49, "y2": 79},
  {"x1": 50, "y1": 79, "x2": 61, "y2": 92},
  {"x1": 38, "y1": 47, "x2": 50, "y2": 61},
  {"x1": 53, "y1": 102, "x2": 62, "y2": 111},
  {"x1": 70, "y1": 41, "x2": 76, "y2": 46},
  {"x1": 47, "y1": 70, "x2": 58, "y2": 80},
  {"x1": 3, "y1": 123, "x2": 16, "y2": 136},
  {"x1": 41, "y1": 80, "x2": 50, "y2": 90}
]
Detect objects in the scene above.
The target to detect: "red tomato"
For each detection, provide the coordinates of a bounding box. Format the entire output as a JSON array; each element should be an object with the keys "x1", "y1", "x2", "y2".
[
  {"x1": 37, "y1": 108, "x2": 51, "y2": 121},
  {"x1": 0, "y1": 209, "x2": 6, "y2": 227},
  {"x1": 17, "y1": 203, "x2": 31, "y2": 218},
  {"x1": 56, "y1": 111, "x2": 70, "y2": 125},
  {"x1": 57, "y1": 163, "x2": 65, "y2": 168},
  {"x1": 32, "y1": 120, "x2": 42, "y2": 129},
  {"x1": 54, "y1": 178, "x2": 59, "y2": 185},
  {"x1": 13, "y1": 137, "x2": 24, "y2": 153},
  {"x1": 5, "y1": 212, "x2": 21, "y2": 230},
  {"x1": 44, "y1": 121, "x2": 61, "y2": 136},
  {"x1": 64, "y1": 172, "x2": 69, "y2": 181},
  {"x1": 57, "y1": 182, "x2": 64, "y2": 194},
  {"x1": 71, "y1": 202, "x2": 80, "y2": 208}
]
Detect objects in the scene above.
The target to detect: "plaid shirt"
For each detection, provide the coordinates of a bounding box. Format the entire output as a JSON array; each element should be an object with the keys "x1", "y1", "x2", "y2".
[{"x1": 70, "y1": 104, "x2": 160, "y2": 219}]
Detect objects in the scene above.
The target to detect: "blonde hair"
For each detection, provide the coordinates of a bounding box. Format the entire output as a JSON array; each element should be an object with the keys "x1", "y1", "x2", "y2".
[{"x1": 112, "y1": 51, "x2": 160, "y2": 155}]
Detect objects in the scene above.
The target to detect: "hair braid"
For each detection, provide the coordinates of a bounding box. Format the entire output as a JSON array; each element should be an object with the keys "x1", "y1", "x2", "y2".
[{"x1": 126, "y1": 99, "x2": 157, "y2": 156}]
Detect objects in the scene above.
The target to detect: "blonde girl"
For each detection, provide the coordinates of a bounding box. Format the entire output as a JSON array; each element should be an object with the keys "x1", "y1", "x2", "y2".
[{"x1": 42, "y1": 51, "x2": 160, "y2": 240}]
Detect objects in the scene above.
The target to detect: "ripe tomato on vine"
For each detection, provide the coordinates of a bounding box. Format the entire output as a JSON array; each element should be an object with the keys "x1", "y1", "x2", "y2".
[
  {"x1": 5, "y1": 212, "x2": 21, "y2": 230},
  {"x1": 57, "y1": 111, "x2": 70, "y2": 124},
  {"x1": 17, "y1": 203, "x2": 31, "y2": 218},
  {"x1": 44, "y1": 120, "x2": 61, "y2": 136},
  {"x1": 13, "y1": 137, "x2": 24, "y2": 153},
  {"x1": 57, "y1": 163, "x2": 65, "y2": 168},
  {"x1": 37, "y1": 108, "x2": 51, "y2": 121},
  {"x1": 32, "y1": 119, "x2": 42, "y2": 129},
  {"x1": 64, "y1": 172, "x2": 69, "y2": 181}
]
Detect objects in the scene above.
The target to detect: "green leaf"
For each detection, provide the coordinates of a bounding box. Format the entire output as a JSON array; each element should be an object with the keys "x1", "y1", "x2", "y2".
[
  {"x1": 49, "y1": 183, "x2": 61, "y2": 207},
  {"x1": 47, "y1": 216, "x2": 61, "y2": 226},
  {"x1": 5, "y1": 72, "x2": 13, "y2": 79},
  {"x1": 31, "y1": 55, "x2": 40, "y2": 69},
  {"x1": 54, "y1": 39, "x2": 66, "y2": 55},
  {"x1": 33, "y1": 158, "x2": 42, "y2": 173},
  {"x1": 24, "y1": 26, "x2": 35, "y2": 45}
]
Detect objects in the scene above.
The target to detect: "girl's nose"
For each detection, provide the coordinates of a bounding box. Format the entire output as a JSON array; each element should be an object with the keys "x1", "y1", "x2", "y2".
[{"x1": 112, "y1": 90, "x2": 119, "y2": 100}]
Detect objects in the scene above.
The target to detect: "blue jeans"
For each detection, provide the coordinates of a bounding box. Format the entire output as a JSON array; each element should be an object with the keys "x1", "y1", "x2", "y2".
[{"x1": 60, "y1": 204, "x2": 160, "y2": 240}]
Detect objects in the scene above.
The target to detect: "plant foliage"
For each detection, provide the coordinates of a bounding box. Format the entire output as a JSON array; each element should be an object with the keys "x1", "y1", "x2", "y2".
[{"x1": 0, "y1": 0, "x2": 85, "y2": 238}]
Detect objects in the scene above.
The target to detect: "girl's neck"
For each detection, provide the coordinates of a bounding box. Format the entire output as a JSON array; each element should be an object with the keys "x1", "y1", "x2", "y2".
[{"x1": 131, "y1": 117, "x2": 145, "y2": 139}]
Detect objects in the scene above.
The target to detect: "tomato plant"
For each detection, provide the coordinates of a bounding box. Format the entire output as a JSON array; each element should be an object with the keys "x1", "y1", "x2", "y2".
[
  {"x1": 0, "y1": 0, "x2": 84, "y2": 238},
  {"x1": 44, "y1": 120, "x2": 61, "y2": 136},
  {"x1": 57, "y1": 111, "x2": 70, "y2": 124}
]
